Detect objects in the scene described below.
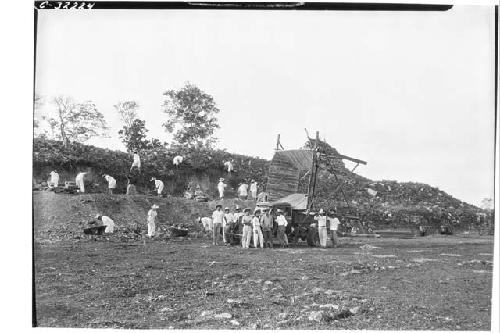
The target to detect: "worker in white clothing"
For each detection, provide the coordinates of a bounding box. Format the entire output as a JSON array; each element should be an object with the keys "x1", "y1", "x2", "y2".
[
  {"x1": 314, "y1": 208, "x2": 330, "y2": 248},
  {"x1": 250, "y1": 180, "x2": 258, "y2": 201},
  {"x1": 173, "y1": 155, "x2": 183, "y2": 167},
  {"x1": 329, "y1": 210, "x2": 341, "y2": 248},
  {"x1": 147, "y1": 204, "x2": 159, "y2": 237},
  {"x1": 75, "y1": 172, "x2": 87, "y2": 193},
  {"x1": 223, "y1": 160, "x2": 234, "y2": 173},
  {"x1": 151, "y1": 177, "x2": 164, "y2": 196},
  {"x1": 95, "y1": 215, "x2": 115, "y2": 233},
  {"x1": 217, "y1": 178, "x2": 227, "y2": 199},
  {"x1": 276, "y1": 210, "x2": 288, "y2": 248},
  {"x1": 212, "y1": 204, "x2": 224, "y2": 245},
  {"x1": 103, "y1": 174, "x2": 117, "y2": 194},
  {"x1": 252, "y1": 210, "x2": 264, "y2": 249},
  {"x1": 48, "y1": 170, "x2": 59, "y2": 188},
  {"x1": 241, "y1": 208, "x2": 253, "y2": 248},
  {"x1": 223, "y1": 207, "x2": 234, "y2": 245},
  {"x1": 238, "y1": 183, "x2": 248, "y2": 200},
  {"x1": 130, "y1": 151, "x2": 141, "y2": 172}
]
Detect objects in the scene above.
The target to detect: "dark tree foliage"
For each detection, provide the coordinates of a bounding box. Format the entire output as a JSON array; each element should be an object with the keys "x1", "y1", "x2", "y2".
[
  {"x1": 118, "y1": 119, "x2": 168, "y2": 152},
  {"x1": 162, "y1": 83, "x2": 220, "y2": 148}
]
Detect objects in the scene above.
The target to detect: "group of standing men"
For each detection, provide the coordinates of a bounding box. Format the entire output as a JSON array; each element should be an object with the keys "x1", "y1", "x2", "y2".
[
  {"x1": 216, "y1": 178, "x2": 260, "y2": 201},
  {"x1": 210, "y1": 205, "x2": 290, "y2": 249}
]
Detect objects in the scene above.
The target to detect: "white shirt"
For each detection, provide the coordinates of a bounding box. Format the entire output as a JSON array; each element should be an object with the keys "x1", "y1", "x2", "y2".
[
  {"x1": 224, "y1": 161, "x2": 233, "y2": 172},
  {"x1": 50, "y1": 171, "x2": 59, "y2": 183},
  {"x1": 101, "y1": 216, "x2": 115, "y2": 233},
  {"x1": 250, "y1": 183, "x2": 257, "y2": 192},
  {"x1": 76, "y1": 172, "x2": 85, "y2": 181},
  {"x1": 233, "y1": 212, "x2": 243, "y2": 223},
  {"x1": 252, "y1": 216, "x2": 261, "y2": 229},
  {"x1": 133, "y1": 154, "x2": 141, "y2": 164},
  {"x1": 105, "y1": 175, "x2": 116, "y2": 188},
  {"x1": 147, "y1": 209, "x2": 157, "y2": 223},
  {"x1": 224, "y1": 213, "x2": 235, "y2": 226},
  {"x1": 154, "y1": 179, "x2": 164, "y2": 189},
  {"x1": 276, "y1": 215, "x2": 288, "y2": 227},
  {"x1": 238, "y1": 184, "x2": 248, "y2": 196},
  {"x1": 329, "y1": 217, "x2": 340, "y2": 231},
  {"x1": 173, "y1": 155, "x2": 183, "y2": 165},
  {"x1": 217, "y1": 181, "x2": 226, "y2": 190},
  {"x1": 212, "y1": 210, "x2": 224, "y2": 224},
  {"x1": 314, "y1": 215, "x2": 328, "y2": 228}
]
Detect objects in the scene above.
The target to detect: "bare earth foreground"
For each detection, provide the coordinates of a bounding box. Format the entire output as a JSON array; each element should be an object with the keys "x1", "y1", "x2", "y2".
[{"x1": 34, "y1": 194, "x2": 493, "y2": 330}]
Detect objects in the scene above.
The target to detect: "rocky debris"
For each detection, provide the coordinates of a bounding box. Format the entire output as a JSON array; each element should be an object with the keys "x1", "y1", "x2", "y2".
[
  {"x1": 308, "y1": 311, "x2": 324, "y2": 322},
  {"x1": 312, "y1": 287, "x2": 325, "y2": 293},
  {"x1": 472, "y1": 270, "x2": 491, "y2": 274},
  {"x1": 319, "y1": 304, "x2": 340, "y2": 310},
  {"x1": 214, "y1": 313, "x2": 232, "y2": 320},
  {"x1": 411, "y1": 258, "x2": 439, "y2": 264},
  {"x1": 349, "y1": 306, "x2": 360, "y2": 314},
  {"x1": 229, "y1": 319, "x2": 240, "y2": 326},
  {"x1": 440, "y1": 253, "x2": 462, "y2": 257},
  {"x1": 372, "y1": 254, "x2": 397, "y2": 258}
]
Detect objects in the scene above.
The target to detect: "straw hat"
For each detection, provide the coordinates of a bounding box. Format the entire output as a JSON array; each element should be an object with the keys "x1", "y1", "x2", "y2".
[
  {"x1": 219, "y1": 178, "x2": 225, "y2": 182},
  {"x1": 151, "y1": 204, "x2": 159, "y2": 209},
  {"x1": 319, "y1": 209, "x2": 325, "y2": 214},
  {"x1": 216, "y1": 204, "x2": 223, "y2": 209},
  {"x1": 224, "y1": 207, "x2": 230, "y2": 211},
  {"x1": 244, "y1": 208, "x2": 251, "y2": 213}
]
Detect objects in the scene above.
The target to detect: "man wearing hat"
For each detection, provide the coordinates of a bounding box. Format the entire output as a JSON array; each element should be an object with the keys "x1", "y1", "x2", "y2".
[
  {"x1": 260, "y1": 208, "x2": 274, "y2": 248},
  {"x1": 217, "y1": 178, "x2": 227, "y2": 199},
  {"x1": 276, "y1": 210, "x2": 288, "y2": 248},
  {"x1": 328, "y1": 209, "x2": 341, "y2": 248},
  {"x1": 212, "y1": 204, "x2": 224, "y2": 245},
  {"x1": 223, "y1": 207, "x2": 235, "y2": 245},
  {"x1": 314, "y1": 208, "x2": 329, "y2": 248},
  {"x1": 241, "y1": 208, "x2": 253, "y2": 248},
  {"x1": 252, "y1": 210, "x2": 264, "y2": 249},
  {"x1": 103, "y1": 174, "x2": 117, "y2": 194},
  {"x1": 147, "y1": 204, "x2": 159, "y2": 237}
]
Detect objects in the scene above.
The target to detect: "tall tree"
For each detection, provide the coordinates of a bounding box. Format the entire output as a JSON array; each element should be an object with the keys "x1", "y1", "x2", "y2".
[
  {"x1": 50, "y1": 95, "x2": 109, "y2": 145},
  {"x1": 118, "y1": 118, "x2": 149, "y2": 152},
  {"x1": 162, "y1": 83, "x2": 220, "y2": 147},
  {"x1": 114, "y1": 101, "x2": 139, "y2": 128}
]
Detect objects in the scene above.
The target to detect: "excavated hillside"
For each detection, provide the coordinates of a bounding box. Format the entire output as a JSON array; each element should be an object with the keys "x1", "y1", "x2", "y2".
[
  {"x1": 33, "y1": 138, "x2": 491, "y2": 232},
  {"x1": 33, "y1": 191, "x2": 255, "y2": 243}
]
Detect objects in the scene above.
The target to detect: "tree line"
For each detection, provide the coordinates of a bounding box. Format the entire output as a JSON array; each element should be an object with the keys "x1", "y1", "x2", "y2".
[{"x1": 34, "y1": 82, "x2": 220, "y2": 152}]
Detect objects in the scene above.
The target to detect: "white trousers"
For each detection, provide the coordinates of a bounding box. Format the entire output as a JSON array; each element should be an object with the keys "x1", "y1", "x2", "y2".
[
  {"x1": 76, "y1": 179, "x2": 85, "y2": 192},
  {"x1": 218, "y1": 188, "x2": 224, "y2": 198},
  {"x1": 157, "y1": 185, "x2": 164, "y2": 195},
  {"x1": 242, "y1": 226, "x2": 253, "y2": 248},
  {"x1": 148, "y1": 221, "x2": 156, "y2": 237},
  {"x1": 253, "y1": 226, "x2": 264, "y2": 248},
  {"x1": 318, "y1": 226, "x2": 328, "y2": 247}
]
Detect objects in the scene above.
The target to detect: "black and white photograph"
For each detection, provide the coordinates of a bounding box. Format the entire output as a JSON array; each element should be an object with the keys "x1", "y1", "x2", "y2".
[{"x1": 30, "y1": 1, "x2": 497, "y2": 330}]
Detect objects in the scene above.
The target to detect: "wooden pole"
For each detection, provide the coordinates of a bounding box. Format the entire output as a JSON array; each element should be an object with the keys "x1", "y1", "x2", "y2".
[{"x1": 307, "y1": 131, "x2": 319, "y2": 210}]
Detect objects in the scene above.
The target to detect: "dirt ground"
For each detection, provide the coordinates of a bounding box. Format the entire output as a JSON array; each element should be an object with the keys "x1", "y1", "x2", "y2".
[
  {"x1": 33, "y1": 192, "x2": 494, "y2": 329},
  {"x1": 34, "y1": 235, "x2": 493, "y2": 329}
]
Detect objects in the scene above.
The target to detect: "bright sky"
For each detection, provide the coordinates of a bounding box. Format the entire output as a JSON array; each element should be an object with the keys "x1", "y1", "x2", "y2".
[{"x1": 35, "y1": 6, "x2": 495, "y2": 206}]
